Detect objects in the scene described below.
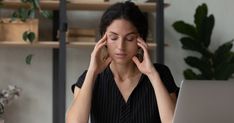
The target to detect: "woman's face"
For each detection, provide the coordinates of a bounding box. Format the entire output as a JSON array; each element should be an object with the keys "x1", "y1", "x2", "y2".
[{"x1": 106, "y1": 19, "x2": 139, "y2": 64}]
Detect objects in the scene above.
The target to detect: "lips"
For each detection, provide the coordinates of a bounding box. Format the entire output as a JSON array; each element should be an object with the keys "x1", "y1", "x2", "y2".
[{"x1": 115, "y1": 53, "x2": 127, "y2": 58}]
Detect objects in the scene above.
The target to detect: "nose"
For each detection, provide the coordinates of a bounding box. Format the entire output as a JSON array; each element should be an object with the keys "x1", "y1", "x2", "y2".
[{"x1": 117, "y1": 38, "x2": 125, "y2": 49}]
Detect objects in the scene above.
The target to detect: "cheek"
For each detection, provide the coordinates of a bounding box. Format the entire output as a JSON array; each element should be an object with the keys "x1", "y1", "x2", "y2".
[
  {"x1": 106, "y1": 43, "x2": 114, "y2": 54},
  {"x1": 128, "y1": 42, "x2": 138, "y2": 51},
  {"x1": 106, "y1": 41, "x2": 113, "y2": 48},
  {"x1": 126, "y1": 44, "x2": 138, "y2": 55}
]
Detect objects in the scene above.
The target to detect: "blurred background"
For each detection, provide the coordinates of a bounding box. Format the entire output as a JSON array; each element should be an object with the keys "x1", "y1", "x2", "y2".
[{"x1": 0, "y1": 0, "x2": 233, "y2": 123}]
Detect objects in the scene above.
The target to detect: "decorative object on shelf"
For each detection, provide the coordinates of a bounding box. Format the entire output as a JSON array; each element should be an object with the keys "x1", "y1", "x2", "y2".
[
  {"x1": 0, "y1": 0, "x2": 52, "y2": 65},
  {"x1": 0, "y1": 85, "x2": 21, "y2": 121},
  {"x1": 173, "y1": 3, "x2": 234, "y2": 80},
  {"x1": 0, "y1": 18, "x2": 38, "y2": 42},
  {"x1": 66, "y1": 28, "x2": 96, "y2": 42}
]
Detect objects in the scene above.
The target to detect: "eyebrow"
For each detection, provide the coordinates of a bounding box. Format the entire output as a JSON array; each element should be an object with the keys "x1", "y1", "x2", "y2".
[{"x1": 109, "y1": 31, "x2": 138, "y2": 36}]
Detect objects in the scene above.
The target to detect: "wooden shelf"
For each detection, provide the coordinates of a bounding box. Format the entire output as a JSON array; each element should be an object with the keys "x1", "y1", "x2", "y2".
[
  {"x1": 68, "y1": 41, "x2": 96, "y2": 48},
  {"x1": 1, "y1": 1, "x2": 169, "y2": 12},
  {"x1": 66, "y1": 2, "x2": 168, "y2": 12},
  {"x1": 0, "y1": 1, "x2": 60, "y2": 10},
  {"x1": 68, "y1": 42, "x2": 158, "y2": 49},
  {"x1": 0, "y1": 41, "x2": 59, "y2": 48},
  {"x1": 0, "y1": 41, "x2": 162, "y2": 49}
]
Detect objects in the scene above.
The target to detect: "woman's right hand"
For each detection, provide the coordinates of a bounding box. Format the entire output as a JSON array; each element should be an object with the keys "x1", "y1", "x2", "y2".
[{"x1": 88, "y1": 34, "x2": 112, "y2": 75}]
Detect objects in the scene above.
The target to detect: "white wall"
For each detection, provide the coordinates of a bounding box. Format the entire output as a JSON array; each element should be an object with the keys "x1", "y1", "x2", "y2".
[{"x1": 0, "y1": 0, "x2": 234, "y2": 123}]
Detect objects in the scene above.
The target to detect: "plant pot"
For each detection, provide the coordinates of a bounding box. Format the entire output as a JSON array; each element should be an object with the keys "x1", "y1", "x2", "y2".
[{"x1": 0, "y1": 18, "x2": 38, "y2": 42}]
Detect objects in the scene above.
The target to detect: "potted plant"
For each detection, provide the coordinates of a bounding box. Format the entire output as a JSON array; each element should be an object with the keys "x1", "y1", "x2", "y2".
[
  {"x1": 0, "y1": 0, "x2": 52, "y2": 64},
  {"x1": 172, "y1": 3, "x2": 234, "y2": 80}
]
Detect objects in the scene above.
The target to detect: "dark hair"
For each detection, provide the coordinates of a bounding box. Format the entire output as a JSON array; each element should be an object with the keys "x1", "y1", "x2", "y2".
[{"x1": 99, "y1": 1, "x2": 148, "y2": 41}]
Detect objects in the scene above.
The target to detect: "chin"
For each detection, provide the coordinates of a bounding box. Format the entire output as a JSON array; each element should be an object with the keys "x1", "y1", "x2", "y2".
[{"x1": 112, "y1": 58, "x2": 132, "y2": 65}]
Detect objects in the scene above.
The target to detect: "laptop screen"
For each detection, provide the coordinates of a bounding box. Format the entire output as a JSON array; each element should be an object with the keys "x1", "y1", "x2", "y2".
[{"x1": 173, "y1": 80, "x2": 234, "y2": 123}]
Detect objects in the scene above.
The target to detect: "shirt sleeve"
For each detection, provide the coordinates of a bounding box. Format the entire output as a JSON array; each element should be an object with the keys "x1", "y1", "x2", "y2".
[
  {"x1": 154, "y1": 63, "x2": 179, "y2": 95},
  {"x1": 71, "y1": 70, "x2": 87, "y2": 93}
]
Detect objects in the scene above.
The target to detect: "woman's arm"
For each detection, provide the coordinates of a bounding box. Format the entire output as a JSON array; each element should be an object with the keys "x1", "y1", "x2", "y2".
[
  {"x1": 132, "y1": 37, "x2": 176, "y2": 123},
  {"x1": 66, "y1": 34, "x2": 112, "y2": 123},
  {"x1": 66, "y1": 70, "x2": 98, "y2": 123},
  {"x1": 147, "y1": 69, "x2": 176, "y2": 123}
]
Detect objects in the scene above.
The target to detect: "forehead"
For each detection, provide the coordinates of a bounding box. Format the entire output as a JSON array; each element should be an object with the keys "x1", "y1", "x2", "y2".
[{"x1": 106, "y1": 19, "x2": 137, "y2": 34}]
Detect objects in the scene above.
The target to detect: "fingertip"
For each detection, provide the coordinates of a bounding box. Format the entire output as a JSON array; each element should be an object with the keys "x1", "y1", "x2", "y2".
[
  {"x1": 137, "y1": 36, "x2": 142, "y2": 41},
  {"x1": 132, "y1": 56, "x2": 138, "y2": 62},
  {"x1": 105, "y1": 57, "x2": 112, "y2": 64}
]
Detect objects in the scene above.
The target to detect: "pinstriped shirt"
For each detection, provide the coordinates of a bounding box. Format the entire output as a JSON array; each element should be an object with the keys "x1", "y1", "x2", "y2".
[{"x1": 72, "y1": 63, "x2": 179, "y2": 123}]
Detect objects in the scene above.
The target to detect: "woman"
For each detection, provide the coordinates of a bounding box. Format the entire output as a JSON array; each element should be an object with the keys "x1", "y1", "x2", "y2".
[{"x1": 66, "y1": 1, "x2": 179, "y2": 123}]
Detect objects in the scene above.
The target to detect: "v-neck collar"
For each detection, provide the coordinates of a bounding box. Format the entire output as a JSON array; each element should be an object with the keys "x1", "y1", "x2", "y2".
[{"x1": 107, "y1": 66, "x2": 144, "y2": 104}]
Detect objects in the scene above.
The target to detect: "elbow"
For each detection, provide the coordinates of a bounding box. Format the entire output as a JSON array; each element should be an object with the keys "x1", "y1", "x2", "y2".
[
  {"x1": 66, "y1": 110, "x2": 73, "y2": 123},
  {"x1": 161, "y1": 111, "x2": 174, "y2": 123},
  {"x1": 66, "y1": 110, "x2": 78, "y2": 123},
  {"x1": 161, "y1": 118, "x2": 173, "y2": 123},
  {"x1": 66, "y1": 110, "x2": 88, "y2": 123}
]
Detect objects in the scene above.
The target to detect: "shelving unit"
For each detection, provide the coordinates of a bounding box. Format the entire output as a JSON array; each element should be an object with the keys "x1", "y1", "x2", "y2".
[
  {"x1": 0, "y1": 41, "x2": 59, "y2": 48},
  {"x1": 0, "y1": 41, "x2": 161, "y2": 49},
  {"x1": 0, "y1": 1, "x2": 167, "y2": 48},
  {"x1": 0, "y1": 1, "x2": 166, "y2": 123},
  {"x1": 1, "y1": 1, "x2": 168, "y2": 11}
]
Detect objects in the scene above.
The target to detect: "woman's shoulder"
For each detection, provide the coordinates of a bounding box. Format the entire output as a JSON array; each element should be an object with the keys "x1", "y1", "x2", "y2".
[{"x1": 153, "y1": 63, "x2": 170, "y2": 71}]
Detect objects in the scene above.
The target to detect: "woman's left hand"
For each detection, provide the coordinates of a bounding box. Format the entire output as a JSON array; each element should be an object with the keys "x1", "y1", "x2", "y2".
[{"x1": 132, "y1": 37, "x2": 156, "y2": 76}]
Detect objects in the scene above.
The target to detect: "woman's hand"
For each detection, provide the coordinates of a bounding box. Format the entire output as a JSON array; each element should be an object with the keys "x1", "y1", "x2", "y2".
[
  {"x1": 88, "y1": 34, "x2": 112, "y2": 75},
  {"x1": 132, "y1": 37, "x2": 156, "y2": 76}
]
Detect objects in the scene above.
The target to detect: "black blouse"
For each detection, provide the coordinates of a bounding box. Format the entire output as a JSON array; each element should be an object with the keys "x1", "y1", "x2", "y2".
[{"x1": 71, "y1": 63, "x2": 179, "y2": 123}]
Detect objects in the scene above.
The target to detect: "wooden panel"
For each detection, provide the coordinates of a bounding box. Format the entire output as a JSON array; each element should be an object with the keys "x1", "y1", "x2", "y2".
[
  {"x1": 0, "y1": 41, "x2": 169, "y2": 49},
  {"x1": 0, "y1": 41, "x2": 59, "y2": 48},
  {"x1": 68, "y1": 41, "x2": 157, "y2": 49},
  {"x1": 1, "y1": 1, "x2": 169, "y2": 12},
  {"x1": 1, "y1": 1, "x2": 59, "y2": 10},
  {"x1": 67, "y1": 2, "x2": 169, "y2": 12}
]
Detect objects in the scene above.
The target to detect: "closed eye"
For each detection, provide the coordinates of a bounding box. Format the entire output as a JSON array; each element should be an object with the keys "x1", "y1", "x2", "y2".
[
  {"x1": 108, "y1": 34, "x2": 118, "y2": 41},
  {"x1": 110, "y1": 37, "x2": 118, "y2": 40},
  {"x1": 126, "y1": 35, "x2": 137, "y2": 42}
]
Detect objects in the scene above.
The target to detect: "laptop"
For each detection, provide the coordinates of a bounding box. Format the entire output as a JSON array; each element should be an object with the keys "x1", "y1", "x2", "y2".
[{"x1": 173, "y1": 80, "x2": 234, "y2": 123}]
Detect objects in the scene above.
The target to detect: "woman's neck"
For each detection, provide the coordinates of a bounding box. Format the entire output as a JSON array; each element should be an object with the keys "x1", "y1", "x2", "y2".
[{"x1": 110, "y1": 62, "x2": 140, "y2": 81}]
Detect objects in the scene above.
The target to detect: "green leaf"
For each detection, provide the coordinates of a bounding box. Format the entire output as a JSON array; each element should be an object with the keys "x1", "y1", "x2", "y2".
[
  {"x1": 173, "y1": 21, "x2": 197, "y2": 38},
  {"x1": 185, "y1": 56, "x2": 213, "y2": 79},
  {"x1": 194, "y1": 3, "x2": 208, "y2": 33},
  {"x1": 213, "y1": 40, "x2": 234, "y2": 67},
  {"x1": 215, "y1": 63, "x2": 234, "y2": 80},
  {"x1": 184, "y1": 69, "x2": 201, "y2": 80},
  {"x1": 215, "y1": 40, "x2": 234, "y2": 54},
  {"x1": 199, "y1": 15, "x2": 215, "y2": 48},
  {"x1": 25, "y1": 54, "x2": 33, "y2": 65},
  {"x1": 32, "y1": 0, "x2": 40, "y2": 9},
  {"x1": 28, "y1": 9, "x2": 35, "y2": 18},
  {"x1": 11, "y1": 12, "x2": 18, "y2": 20},
  {"x1": 231, "y1": 52, "x2": 234, "y2": 63},
  {"x1": 18, "y1": 8, "x2": 29, "y2": 21},
  {"x1": 23, "y1": 31, "x2": 28, "y2": 42},
  {"x1": 28, "y1": 32, "x2": 35, "y2": 43},
  {"x1": 180, "y1": 37, "x2": 202, "y2": 52},
  {"x1": 20, "y1": 0, "x2": 28, "y2": 3},
  {"x1": 22, "y1": 31, "x2": 35, "y2": 43},
  {"x1": 40, "y1": 11, "x2": 53, "y2": 19}
]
